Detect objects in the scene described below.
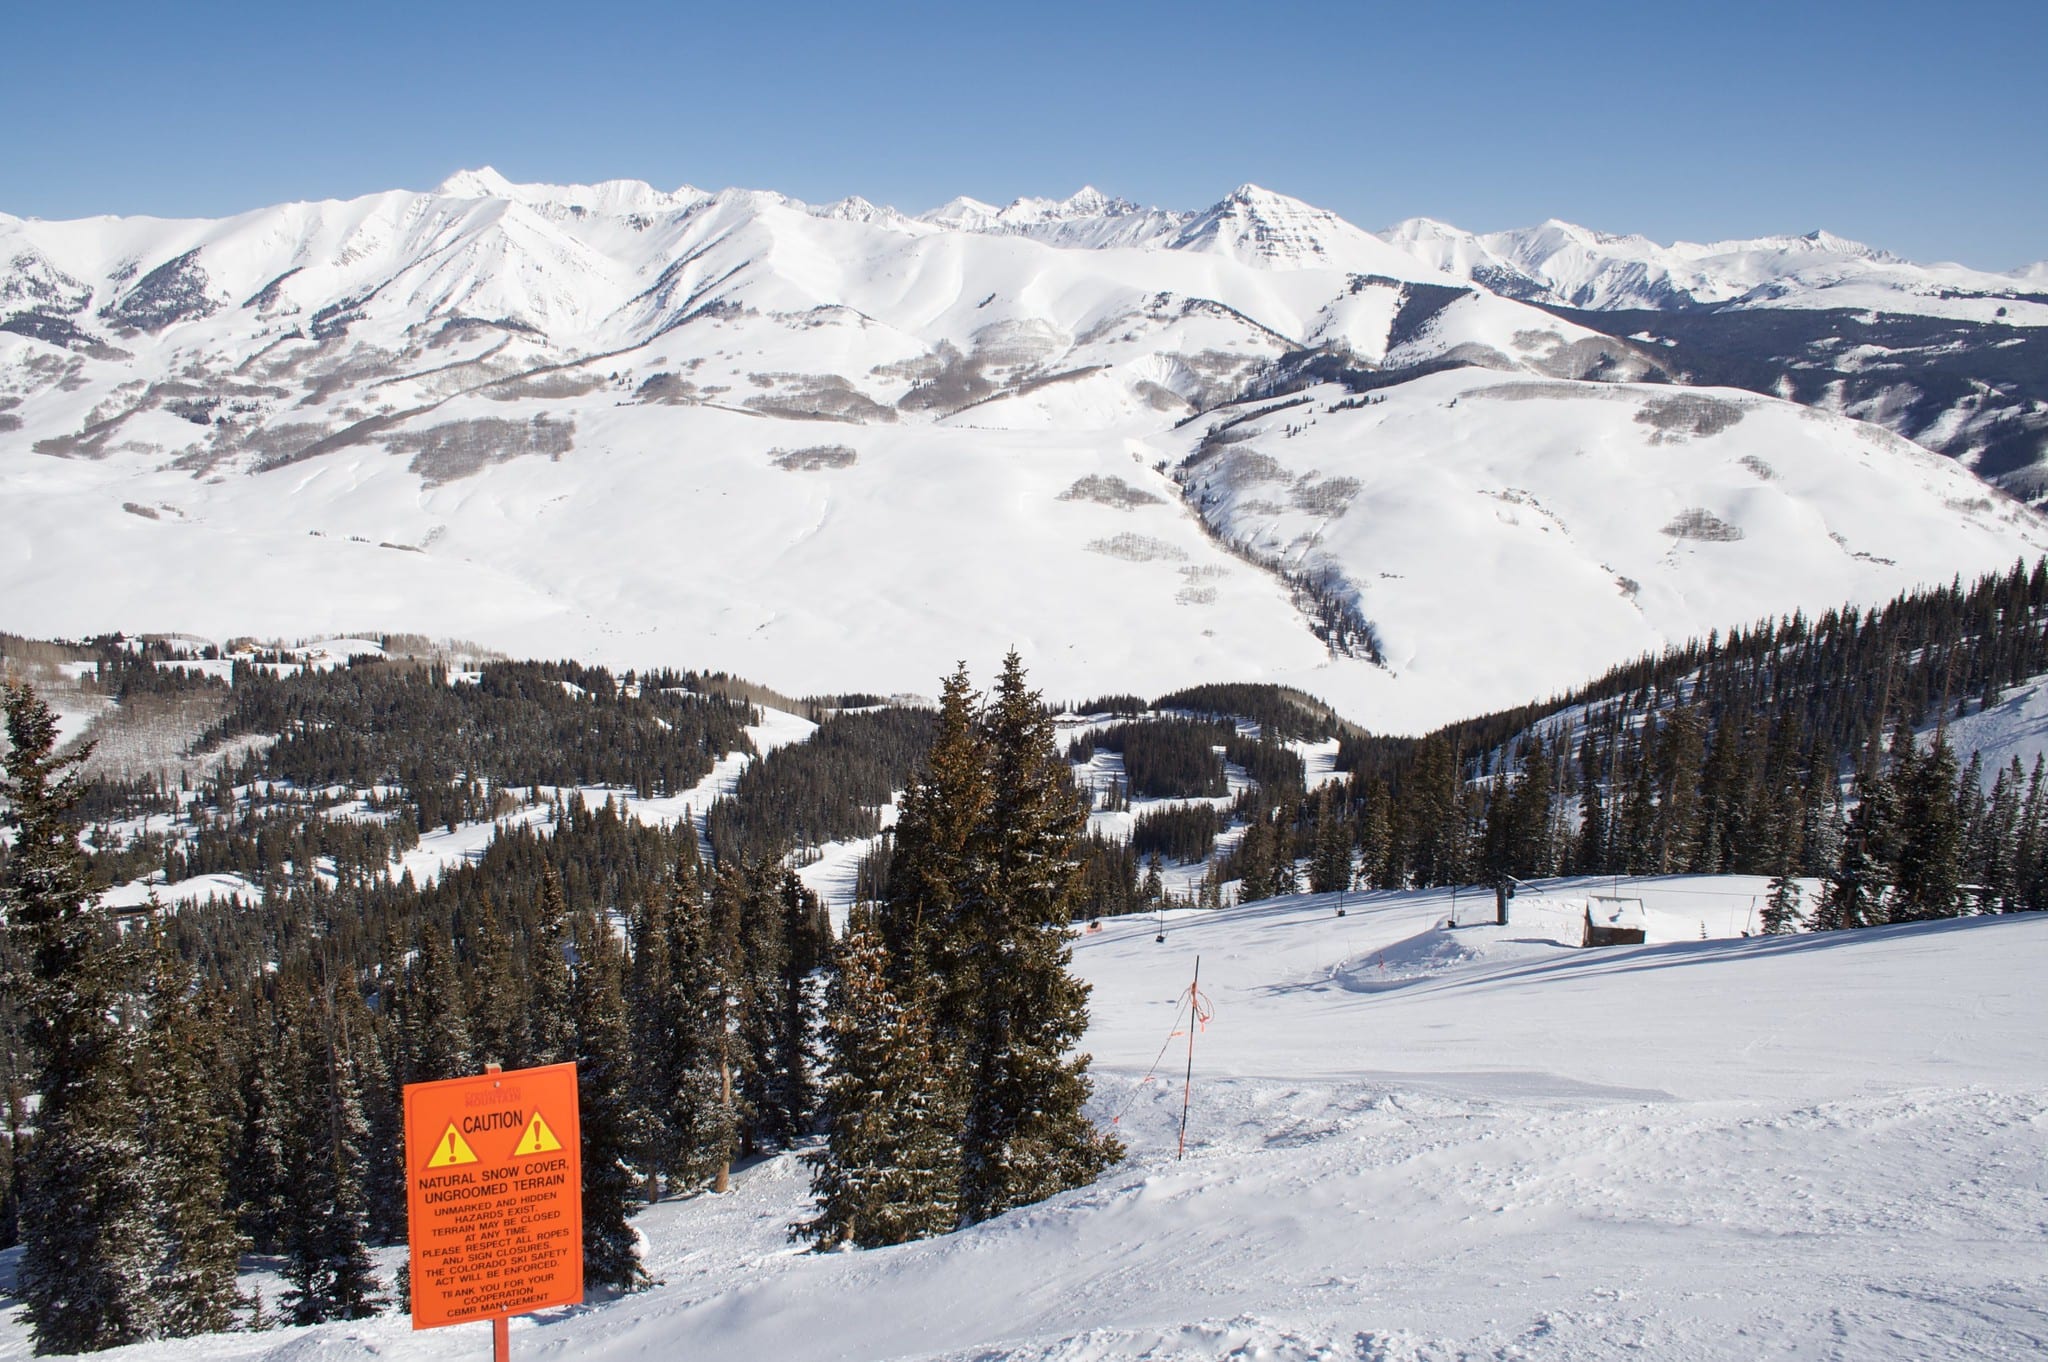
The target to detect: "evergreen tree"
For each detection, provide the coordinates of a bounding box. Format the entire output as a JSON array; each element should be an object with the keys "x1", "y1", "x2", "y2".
[
  {"x1": 4, "y1": 682, "x2": 156, "y2": 1354},
  {"x1": 1977, "y1": 760, "x2": 2024, "y2": 911},
  {"x1": 2013, "y1": 757, "x2": 2048, "y2": 910},
  {"x1": 1504, "y1": 736, "x2": 1556, "y2": 877},
  {"x1": 136, "y1": 917, "x2": 249, "y2": 1336},
  {"x1": 1576, "y1": 772, "x2": 1609, "y2": 876},
  {"x1": 798, "y1": 907, "x2": 958, "y2": 1248},
  {"x1": 1234, "y1": 810, "x2": 1278, "y2": 904},
  {"x1": 625, "y1": 887, "x2": 677, "y2": 1194},
  {"x1": 527, "y1": 868, "x2": 577, "y2": 1065},
  {"x1": 337, "y1": 982, "x2": 404, "y2": 1247},
  {"x1": 883, "y1": 664, "x2": 992, "y2": 1000},
  {"x1": 1955, "y1": 751, "x2": 1988, "y2": 909},
  {"x1": 1800, "y1": 772, "x2": 1845, "y2": 879},
  {"x1": 227, "y1": 1023, "x2": 289, "y2": 1255},
  {"x1": 465, "y1": 898, "x2": 524, "y2": 1067},
  {"x1": 1890, "y1": 728, "x2": 1963, "y2": 921},
  {"x1": 571, "y1": 908, "x2": 648, "y2": 1293},
  {"x1": 1816, "y1": 766, "x2": 1896, "y2": 930},
  {"x1": 400, "y1": 925, "x2": 473, "y2": 1084},
  {"x1": 275, "y1": 990, "x2": 386, "y2": 1325},
  {"x1": 636, "y1": 857, "x2": 733, "y2": 1195},
  {"x1": 1618, "y1": 756, "x2": 1657, "y2": 874},
  {"x1": 1357, "y1": 778, "x2": 1395, "y2": 889},
  {"x1": 1761, "y1": 872, "x2": 1803, "y2": 935},
  {"x1": 1403, "y1": 737, "x2": 1468, "y2": 887},
  {"x1": 721, "y1": 856, "x2": 797, "y2": 1154},
  {"x1": 770, "y1": 869, "x2": 824, "y2": 1137},
  {"x1": 1307, "y1": 789, "x2": 1354, "y2": 894},
  {"x1": 705, "y1": 860, "x2": 755, "y2": 1186},
  {"x1": 1653, "y1": 706, "x2": 1706, "y2": 873},
  {"x1": 957, "y1": 653, "x2": 1122, "y2": 1224},
  {"x1": 811, "y1": 658, "x2": 1123, "y2": 1246}
]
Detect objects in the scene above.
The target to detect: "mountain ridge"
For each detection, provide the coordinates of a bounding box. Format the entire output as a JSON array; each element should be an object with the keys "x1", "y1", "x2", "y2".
[{"x1": 2, "y1": 170, "x2": 2044, "y2": 730}]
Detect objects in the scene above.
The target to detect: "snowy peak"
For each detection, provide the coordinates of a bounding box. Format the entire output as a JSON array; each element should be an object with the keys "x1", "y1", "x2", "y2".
[
  {"x1": 432, "y1": 166, "x2": 708, "y2": 218},
  {"x1": 993, "y1": 186, "x2": 1138, "y2": 225},
  {"x1": 919, "y1": 186, "x2": 1135, "y2": 228},
  {"x1": 436, "y1": 166, "x2": 519, "y2": 199},
  {"x1": 2, "y1": 242, "x2": 96, "y2": 316},
  {"x1": 1794, "y1": 228, "x2": 1891, "y2": 261},
  {"x1": 920, "y1": 195, "x2": 1003, "y2": 230},
  {"x1": 811, "y1": 195, "x2": 916, "y2": 228},
  {"x1": 1171, "y1": 184, "x2": 1341, "y2": 264},
  {"x1": 1172, "y1": 185, "x2": 1444, "y2": 279},
  {"x1": 914, "y1": 186, "x2": 1186, "y2": 250}
]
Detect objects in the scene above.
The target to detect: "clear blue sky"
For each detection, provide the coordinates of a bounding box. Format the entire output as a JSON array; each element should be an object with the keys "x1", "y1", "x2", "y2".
[{"x1": 4, "y1": 0, "x2": 2042, "y2": 269}]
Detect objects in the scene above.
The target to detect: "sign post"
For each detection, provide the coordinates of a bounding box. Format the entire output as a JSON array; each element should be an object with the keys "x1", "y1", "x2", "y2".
[{"x1": 404, "y1": 1061, "x2": 583, "y2": 1355}]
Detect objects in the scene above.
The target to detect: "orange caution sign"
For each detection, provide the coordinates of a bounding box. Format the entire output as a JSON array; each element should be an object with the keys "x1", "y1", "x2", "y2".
[{"x1": 404, "y1": 1062, "x2": 582, "y2": 1331}]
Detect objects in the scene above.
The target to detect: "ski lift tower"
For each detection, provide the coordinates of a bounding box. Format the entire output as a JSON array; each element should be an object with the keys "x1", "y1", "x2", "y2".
[{"x1": 1493, "y1": 874, "x2": 1529, "y2": 926}]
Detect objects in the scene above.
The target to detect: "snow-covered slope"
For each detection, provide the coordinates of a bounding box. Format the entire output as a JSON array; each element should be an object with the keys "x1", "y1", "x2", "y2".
[
  {"x1": 1381, "y1": 215, "x2": 2048, "y2": 485},
  {"x1": 9, "y1": 884, "x2": 2039, "y2": 1361},
  {"x1": 1165, "y1": 373, "x2": 2048, "y2": 720},
  {"x1": 3, "y1": 172, "x2": 2045, "y2": 729}
]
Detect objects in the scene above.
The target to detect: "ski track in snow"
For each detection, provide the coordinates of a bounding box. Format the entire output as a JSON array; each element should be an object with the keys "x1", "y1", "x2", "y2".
[{"x1": 8, "y1": 884, "x2": 2042, "y2": 1362}]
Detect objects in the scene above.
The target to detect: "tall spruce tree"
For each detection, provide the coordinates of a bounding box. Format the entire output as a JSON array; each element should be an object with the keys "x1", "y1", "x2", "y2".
[
  {"x1": 806, "y1": 657, "x2": 1122, "y2": 1247},
  {"x1": 275, "y1": 989, "x2": 386, "y2": 1325},
  {"x1": 227, "y1": 1021, "x2": 289, "y2": 1255},
  {"x1": 1234, "y1": 810, "x2": 1279, "y2": 904},
  {"x1": 0, "y1": 1117, "x2": 16, "y2": 1252},
  {"x1": 1816, "y1": 765, "x2": 1896, "y2": 930},
  {"x1": 1977, "y1": 760, "x2": 2024, "y2": 911},
  {"x1": 1890, "y1": 728, "x2": 1963, "y2": 921},
  {"x1": 400, "y1": 925, "x2": 473, "y2": 1084},
  {"x1": 1357, "y1": 777, "x2": 1396, "y2": 889},
  {"x1": 571, "y1": 907, "x2": 648, "y2": 1293},
  {"x1": 722, "y1": 857, "x2": 789, "y2": 1154},
  {"x1": 798, "y1": 907, "x2": 958, "y2": 1249},
  {"x1": 4, "y1": 682, "x2": 156, "y2": 1354},
  {"x1": 465, "y1": 897, "x2": 524, "y2": 1068},
  {"x1": 1403, "y1": 737, "x2": 1467, "y2": 886},
  {"x1": 135, "y1": 917, "x2": 249, "y2": 1336},
  {"x1": 1653, "y1": 706, "x2": 1707, "y2": 873},
  {"x1": 957, "y1": 653, "x2": 1122, "y2": 1224},
  {"x1": 1761, "y1": 872, "x2": 1804, "y2": 935},
  {"x1": 527, "y1": 867, "x2": 578, "y2": 1066},
  {"x1": 626, "y1": 887, "x2": 678, "y2": 1194},
  {"x1": 884, "y1": 664, "x2": 992, "y2": 1004},
  {"x1": 635, "y1": 856, "x2": 733, "y2": 1195},
  {"x1": 769, "y1": 869, "x2": 824, "y2": 1138}
]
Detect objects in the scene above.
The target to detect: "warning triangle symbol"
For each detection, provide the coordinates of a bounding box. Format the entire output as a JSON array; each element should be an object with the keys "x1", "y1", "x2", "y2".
[
  {"x1": 426, "y1": 1122, "x2": 479, "y2": 1169},
  {"x1": 512, "y1": 1111, "x2": 564, "y2": 1156}
]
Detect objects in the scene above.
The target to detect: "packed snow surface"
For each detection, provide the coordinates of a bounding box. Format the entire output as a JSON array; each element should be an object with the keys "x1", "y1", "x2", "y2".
[{"x1": 8, "y1": 880, "x2": 2041, "y2": 1361}]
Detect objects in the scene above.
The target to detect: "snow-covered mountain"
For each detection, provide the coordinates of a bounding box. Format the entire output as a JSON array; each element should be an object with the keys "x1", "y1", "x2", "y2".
[
  {"x1": 1385, "y1": 215, "x2": 2048, "y2": 321},
  {"x1": 1385, "y1": 216, "x2": 2048, "y2": 483},
  {"x1": 2, "y1": 171, "x2": 2044, "y2": 727}
]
